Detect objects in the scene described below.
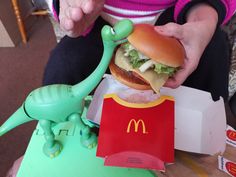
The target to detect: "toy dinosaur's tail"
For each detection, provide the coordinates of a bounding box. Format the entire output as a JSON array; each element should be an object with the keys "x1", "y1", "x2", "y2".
[{"x1": 0, "y1": 105, "x2": 33, "y2": 136}]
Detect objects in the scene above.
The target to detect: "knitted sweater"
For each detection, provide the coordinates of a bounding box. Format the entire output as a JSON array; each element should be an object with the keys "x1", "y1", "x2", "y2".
[{"x1": 52, "y1": 0, "x2": 236, "y2": 31}]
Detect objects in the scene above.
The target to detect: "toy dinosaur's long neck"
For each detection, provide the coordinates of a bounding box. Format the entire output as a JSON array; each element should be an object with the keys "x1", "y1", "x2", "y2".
[{"x1": 72, "y1": 42, "x2": 116, "y2": 97}]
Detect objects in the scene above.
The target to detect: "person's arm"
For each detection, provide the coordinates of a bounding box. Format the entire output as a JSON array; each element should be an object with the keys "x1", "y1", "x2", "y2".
[
  {"x1": 174, "y1": 0, "x2": 236, "y2": 25},
  {"x1": 51, "y1": 0, "x2": 104, "y2": 37},
  {"x1": 155, "y1": 3, "x2": 219, "y2": 88}
]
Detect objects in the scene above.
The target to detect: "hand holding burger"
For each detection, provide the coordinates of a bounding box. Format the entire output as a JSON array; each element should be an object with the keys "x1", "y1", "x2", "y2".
[
  {"x1": 155, "y1": 3, "x2": 218, "y2": 89},
  {"x1": 109, "y1": 23, "x2": 185, "y2": 93}
]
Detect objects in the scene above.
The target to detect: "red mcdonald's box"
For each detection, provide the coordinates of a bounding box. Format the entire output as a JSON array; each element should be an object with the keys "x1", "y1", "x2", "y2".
[{"x1": 96, "y1": 93, "x2": 175, "y2": 171}]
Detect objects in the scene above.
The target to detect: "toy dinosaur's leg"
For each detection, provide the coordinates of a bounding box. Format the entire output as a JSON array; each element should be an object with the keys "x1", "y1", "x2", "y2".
[
  {"x1": 69, "y1": 113, "x2": 97, "y2": 149},
  {"x1": 39, "y1": 119, "x2": 62, "y2": 158}
]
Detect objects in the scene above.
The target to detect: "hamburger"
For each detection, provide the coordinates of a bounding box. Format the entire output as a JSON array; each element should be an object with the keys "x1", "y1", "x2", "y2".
[{"x1": 109, "y1": 23, "x2": 185, "y2": 93}]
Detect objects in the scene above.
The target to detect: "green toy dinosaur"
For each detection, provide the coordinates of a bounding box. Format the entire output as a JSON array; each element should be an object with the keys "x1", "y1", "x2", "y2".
[{"x1": 0, "y1": 19, "x2": 133, "y2": 158}]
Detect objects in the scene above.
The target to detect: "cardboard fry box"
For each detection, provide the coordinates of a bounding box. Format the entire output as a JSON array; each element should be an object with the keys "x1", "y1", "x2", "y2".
[
  {"x1": 87, "y1": 75, "x2": 227, "y2": 168},
  {"x1": 96, "y1": 94, "x2": 175, "y2": 170},
  {"x1": 160, "y1": 86, "x2": 226, "y2": 155}
]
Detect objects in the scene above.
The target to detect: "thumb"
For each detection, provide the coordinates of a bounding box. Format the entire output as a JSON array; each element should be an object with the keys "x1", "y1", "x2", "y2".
[
  {"x1": 81, "y1": 0, "x2": 95, "y2": 14},
  {"x1": 154, "y1": 22, "x2": 183, "y2": 40}
]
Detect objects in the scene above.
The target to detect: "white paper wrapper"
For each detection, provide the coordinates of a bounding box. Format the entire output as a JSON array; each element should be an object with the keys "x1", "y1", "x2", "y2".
[
  {"x1": 86, "y1": 75, "x2": 160, "y2": 124},
  {"x1": 226, "y1": 125, "x2": 236, "y2": 147},
  {"x1": 218, "y1": 155, "x2": 236, "y2": 177}
]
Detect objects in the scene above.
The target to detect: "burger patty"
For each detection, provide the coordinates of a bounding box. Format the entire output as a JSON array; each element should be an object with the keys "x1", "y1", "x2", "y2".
[{"x1": 109, "y1": 58, "x2": 149, "y2": 85}]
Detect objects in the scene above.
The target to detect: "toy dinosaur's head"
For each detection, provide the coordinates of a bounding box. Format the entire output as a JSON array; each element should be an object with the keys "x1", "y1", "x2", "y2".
[{"x1": 101, "y1": 19, "x2": 133, "y2": 47}]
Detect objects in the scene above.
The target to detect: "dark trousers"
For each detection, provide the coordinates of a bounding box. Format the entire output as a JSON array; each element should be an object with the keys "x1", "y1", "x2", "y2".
[{"x1": 43, "y1": 9, "x2": 230, "y2": 101}]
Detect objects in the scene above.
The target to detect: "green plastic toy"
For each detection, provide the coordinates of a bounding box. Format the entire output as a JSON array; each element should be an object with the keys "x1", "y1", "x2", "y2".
[
  {"x1": 16, "y1": 111, "x2": 157, "y2": 177},
  {"x1": 0, "y1": 19, "x2": 133, "y2": 158}
]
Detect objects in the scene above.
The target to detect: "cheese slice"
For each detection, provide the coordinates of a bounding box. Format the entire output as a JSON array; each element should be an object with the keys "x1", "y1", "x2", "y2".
[{"x1": 115, "y1": 47, "x2": 169, "y2": 93}]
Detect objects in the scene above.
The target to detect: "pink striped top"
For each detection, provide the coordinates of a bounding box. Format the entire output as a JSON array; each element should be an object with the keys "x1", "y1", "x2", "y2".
[
  {"x1": 52, "y1": 0, "x2": 236, "y2": 35},
  {"x1": 101, "y1": 0, "x2": 236, "y2": 25},
  {"x1": 102, "y1": 0, "x2": 175, "y2": 24}
]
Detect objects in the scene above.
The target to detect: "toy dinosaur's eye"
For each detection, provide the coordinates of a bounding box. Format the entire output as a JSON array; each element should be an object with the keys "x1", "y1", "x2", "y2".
[{"x1": 111, "y1": 28, "x2": 116, "y2": 35}]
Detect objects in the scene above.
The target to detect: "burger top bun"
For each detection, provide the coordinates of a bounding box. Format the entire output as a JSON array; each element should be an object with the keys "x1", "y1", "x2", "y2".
[{"x1": 127, "y1": 24, "x2": 185, "y2": 67}]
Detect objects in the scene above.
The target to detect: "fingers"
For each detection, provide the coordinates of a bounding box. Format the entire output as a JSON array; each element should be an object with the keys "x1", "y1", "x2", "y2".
[
  {"x1": 154, "y1": 23, "x2": 184, "y2": 40},
  {"x1": 164, "y1": 69, "x2": 189, "y2": 88},
  {"x1": 59, "y1": 8, "x2": 75, "y2": 32},
  {"x1": 59, "y1": 0, "x2": 94, "y2": 27},
  {"x1": 59, "y1": 0, "x2": 103, "y2": 37},
  {"x1": 82, "y1": 0, "x2": 95, "y2": 14},
  {"x1": 157, "y1": 22, "x2": 205, "y2": 89},
  {"x1": 61, "y1": 18, "x2": 74, "y2": 31},
  {"x1": 164, "y1": 56, "x2": 198, "y2": 88},
  {"x1": 68, "y1": 0, "x2": 95, "y2": 14},
  {"x1": 155, "y1": 23, "x2": 186, "y2": 88},
  {"x1": 68, "y1": 7, "x2": 84, "y2": 21},
  {"x1": 154, "y1": 22, "x2": 190, "y2": 88},
  {"x1": 59, "y1": 0, "x2": 85, "y2": 35}
]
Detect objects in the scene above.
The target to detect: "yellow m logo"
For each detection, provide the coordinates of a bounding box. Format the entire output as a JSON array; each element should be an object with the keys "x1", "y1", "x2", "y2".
[{"x1": 126, "y1": 119, "x2": 147, "y2": 134}]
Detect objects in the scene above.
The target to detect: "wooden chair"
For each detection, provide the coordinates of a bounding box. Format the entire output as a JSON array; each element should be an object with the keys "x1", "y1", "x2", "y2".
[
  {"x1": 11, "y1": 0, "x2": 27, "y2": 44},
  {"x1": 11, "y1": 0, "x2": 48, "y2": 44}
]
